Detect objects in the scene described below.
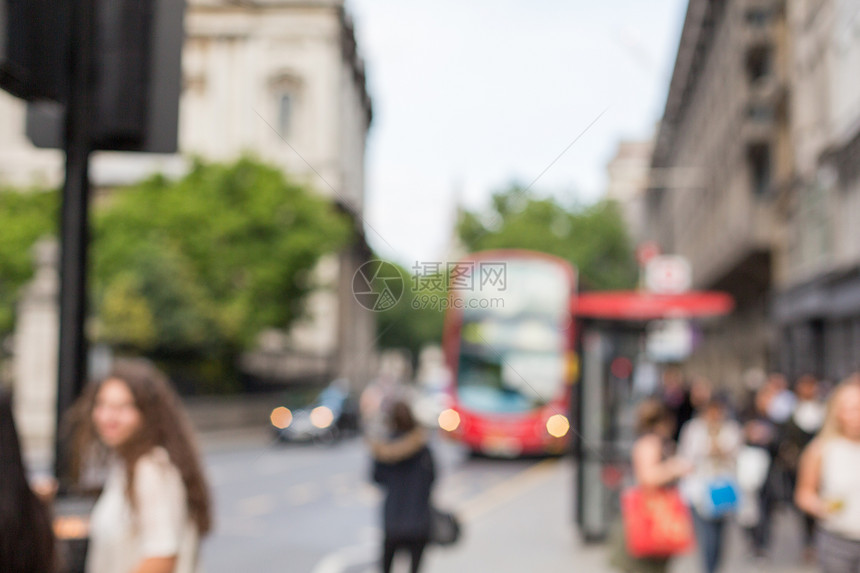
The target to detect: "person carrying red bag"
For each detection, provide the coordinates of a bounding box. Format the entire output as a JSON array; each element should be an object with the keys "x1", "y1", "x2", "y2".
[{"x1": 609, "y1": 399, "x2": 694, "y2": 573}]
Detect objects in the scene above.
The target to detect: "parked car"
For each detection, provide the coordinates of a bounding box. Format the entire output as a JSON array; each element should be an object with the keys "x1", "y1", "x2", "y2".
[{"x1": 270, "y1": 379, "x2": 360, "y2": 444}]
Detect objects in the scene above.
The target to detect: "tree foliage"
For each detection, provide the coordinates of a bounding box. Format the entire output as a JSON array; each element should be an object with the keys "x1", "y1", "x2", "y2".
[
  {"x1": 91, "y1": 157, "x2": 352, "y2": 356},
  {"x1": 0, "y1": 159, "x2": 350, "y2": 391},
  {"x1": 373, "y1": 186, "x2": 638, "y2": 360},
  {"x1": 373, "y1": 262, "x2": 446, "y2": 361},
  {"x1": 0, "y1": 188, "x2": 58, "y2": 336},
  {"x1": 457, "y1": 185, "x2": 637, "y2": 290}
]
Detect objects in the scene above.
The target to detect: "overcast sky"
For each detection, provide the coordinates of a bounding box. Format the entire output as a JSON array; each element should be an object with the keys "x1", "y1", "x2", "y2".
[{"x1": 346, "y1": 0, "x2": 688, "y2": 266}]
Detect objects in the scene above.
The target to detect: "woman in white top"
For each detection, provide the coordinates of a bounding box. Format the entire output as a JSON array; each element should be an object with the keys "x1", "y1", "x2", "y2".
[
  {"x1": 71, "y1": 358, "x2": 212, "y2": 573},
  {"x1": 796, "y1": 376, "x2": 860, "y2": 573},
  {"x1": 677, "y1": 397, "x2": 742, "y2": 573}
]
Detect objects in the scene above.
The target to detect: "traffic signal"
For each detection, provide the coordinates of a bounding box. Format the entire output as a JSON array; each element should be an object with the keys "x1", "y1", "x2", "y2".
[
  {"x1": 0, "y1": 0, "x2": 70, "y2": 101},
  {"x1": 25, "y1": 0, "x2": 185, "y2": 153}
]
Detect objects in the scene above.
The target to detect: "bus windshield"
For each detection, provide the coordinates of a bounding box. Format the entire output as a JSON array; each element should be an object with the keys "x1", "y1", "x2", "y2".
[{"x1": 455, "y1": 259, "x2": 571, "y2": 414}]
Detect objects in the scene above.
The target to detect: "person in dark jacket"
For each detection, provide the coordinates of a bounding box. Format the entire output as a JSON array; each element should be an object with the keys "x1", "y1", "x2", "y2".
[
  {"x1": 779, "y1": 374, "x2": 825, "y2": 560},
  {"x1": 741, "y1": 384, "x2": 780, "y2": 558},
  {"x1": 371, "y1": 401, "x2": 435, "y2": 573}
]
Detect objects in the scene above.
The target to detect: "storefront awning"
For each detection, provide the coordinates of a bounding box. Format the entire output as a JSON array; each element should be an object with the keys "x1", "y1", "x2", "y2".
[{"x1": 575, "y1": 291, "x2": 735, "y2": 321}]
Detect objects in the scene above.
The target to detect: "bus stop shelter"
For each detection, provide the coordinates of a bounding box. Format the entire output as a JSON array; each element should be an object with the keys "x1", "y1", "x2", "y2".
[{"x1": 571, "y1": 290, "x2": 734, "y2": 541}]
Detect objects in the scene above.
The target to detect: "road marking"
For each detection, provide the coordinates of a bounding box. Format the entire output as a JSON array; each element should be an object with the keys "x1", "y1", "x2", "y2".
[
  {"x1": 354, "y1": 483, "x2": 382, "y2": 506},
  {"x1": 236, "y1": 493, "x2": 277, "y2": 517},
  {"x1": 215, "y1": 517, "x2": 268, "y2": 538},
  {"x1": 327, "y1": 472, "x2": 355, "y2": 486},
  {"x1": 285, "y1": 482, "x2": 324, "y2": 506},
  {"x1": 311, "y1": 542, "x2": 377, "y2": 573}
]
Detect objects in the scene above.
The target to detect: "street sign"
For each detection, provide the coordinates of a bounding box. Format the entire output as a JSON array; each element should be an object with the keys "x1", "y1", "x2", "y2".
[
  {"x1": 645, "y1": 255, "x2": 691, "y2": 294},
  {"x1": 26, "y1": 0, "x2": 185, "y2": 153},
  {"x1": 646, "y1": 318, "x2": 693, "y2": 362},
  {"x1": 0, "y1": 0, "x2": 70, "y2": 101},
  {"x1": 636, "y1": 241, "x2": 660, "y2": 268}
]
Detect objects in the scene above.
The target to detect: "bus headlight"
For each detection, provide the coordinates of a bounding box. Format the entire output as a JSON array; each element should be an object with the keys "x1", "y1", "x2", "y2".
[
  {"x1": 438, "y1": 409, "x2": 461, "y2": 432},
  {"x1": 546, "y1": 414, "x2": 569, "y2": 438},
  {"x1": 310, "y1": 406, "x2": 334, "y2": 429},
  {"x1": 270, "y1": 407, "x2": 293, "y2": 429}
]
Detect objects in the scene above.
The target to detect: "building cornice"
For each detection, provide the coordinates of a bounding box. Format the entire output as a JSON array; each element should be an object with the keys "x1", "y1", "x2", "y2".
[
  {"x1": 186, "y1": 0, "x2": 372, "y2": 126},
  {"x1": 652, "y1": 0, "x2": 727, "y2": 168}
]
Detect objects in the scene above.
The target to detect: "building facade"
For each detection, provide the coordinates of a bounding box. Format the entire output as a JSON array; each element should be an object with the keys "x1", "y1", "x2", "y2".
[
  {"x1": 605, "y1": 139, "x2": 654, "y2": 245},
  {"x1": 645, "y1": 0, "x2": 793, "y2": 387},
  {"x1": 772, "y1": 0, "x2": 860, "y2": 382},
  {"x1": 0, "y1": 0, "x2": 377, "y2": 389}
]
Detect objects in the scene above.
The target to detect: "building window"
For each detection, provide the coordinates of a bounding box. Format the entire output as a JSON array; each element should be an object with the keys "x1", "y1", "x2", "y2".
[
  {"x1": 278, "y1": 93, "x2": 292, "y2": 139},
  {"x1": 746, "y1": 45, "x2": 772, "y2": 83},
  {"x1": 748, "y1": 144, "x2": 771, "y2": 196},
  {"x1": 269, "y1": 71, "x2": 302, "y2": 142},
  {"x1": 745, "y1": 8, "x2": 771, "y2": 27},
  {"x1": 747, "y1": 103, "x2": 774, "y2": 122}
]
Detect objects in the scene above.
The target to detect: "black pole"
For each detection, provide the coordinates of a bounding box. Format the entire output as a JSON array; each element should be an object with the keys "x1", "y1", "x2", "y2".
[{"x1": 54, "y1": 0, "x2": 93, "y2": 482}]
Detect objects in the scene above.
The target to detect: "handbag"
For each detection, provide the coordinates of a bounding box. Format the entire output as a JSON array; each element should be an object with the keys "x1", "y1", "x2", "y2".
[
  {"x1": 702, "y1": 477, "x2": 739, "y2": 518},
  {"x1": 621, "y1": 486, "x2": 695, "y2": 558},
  {"x1": 736, "y1": 446, "x2": 770, "y2": 491},
  {"x1": 429, "y1": 506, "x2": 461, "y2": 546}
]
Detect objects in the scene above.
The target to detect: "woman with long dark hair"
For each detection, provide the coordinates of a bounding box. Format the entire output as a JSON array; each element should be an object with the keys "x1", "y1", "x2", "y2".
[
  {"x1": 0, "y1": 389, "x2": 57, "y2": 572},
  {"x1": 371, "y1": 401, "x2": 435, "y2": 573},
  {"x1": 70, "y1": 358, "x2": 212, "y2": 573}
]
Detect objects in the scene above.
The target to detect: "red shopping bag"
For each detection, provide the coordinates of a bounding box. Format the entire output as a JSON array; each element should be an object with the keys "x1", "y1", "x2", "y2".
[{"x1": 621, "y1": 486, "x2": 695, "y2": 558}]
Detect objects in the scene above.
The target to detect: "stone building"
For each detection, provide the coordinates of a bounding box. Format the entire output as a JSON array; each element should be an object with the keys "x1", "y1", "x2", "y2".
[
  {"x1": 605, "y1": 139, "x2": 654, "y2": 244},
  {"x1": 645, "y1": 0, "x2": 793, "y2": 387},
  {"x1": 179, "y1": 0, "x2": 376, "y2": 387},
  {"x1": 0, "y1": 0, "x2": 377, "y2": 391},
  {"x1": 771, "y1": 0, "x2": 860, "y2": 382}
]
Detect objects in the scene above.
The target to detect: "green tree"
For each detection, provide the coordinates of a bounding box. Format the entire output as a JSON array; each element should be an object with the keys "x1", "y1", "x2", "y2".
[
  {"x1": 457, "y1": 185, "x2": 637, "y2": 290},
  {"x1": 373, "y1": 263, "x2": 446, "y2": 361},
  {"x1": 91, "y1": 157, "x2": 351, "y2": 388},
  {"x1": 0, "y1": 187, "x2": 58, "y2": 336}
]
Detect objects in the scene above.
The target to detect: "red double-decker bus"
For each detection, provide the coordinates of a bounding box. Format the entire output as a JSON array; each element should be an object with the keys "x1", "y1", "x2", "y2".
[{"x1": 439, "y1": 250, "x2": 577, "y2": 456}]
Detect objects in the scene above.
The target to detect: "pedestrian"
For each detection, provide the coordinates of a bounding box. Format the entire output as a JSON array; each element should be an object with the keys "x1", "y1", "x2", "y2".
[
  {"x1": 779, "y1": 374, "x2": 826, "y2": 560},
  {"x1": 370, "y1": 401, "x2": 435, "y2": 573},
  {"x1": 0, "y1": 389, "x2": 57, "y2": 573},
  {"x1": 678, "y1": 396, "x2": 743, "y2": 573},
  {"x1": 740, "y1": 384, "x2": 780, "y2": 558},
  {"x1": 765, "y1": 373, "x2": 797, "y2": 425},
  {"x1": 608, "y1": 399, "x2": 693, "y2": 573},
  {"x1": 659, "y1": 366, "x2": 693, "y2": 442},
  {"x1": 795, "y1": 376, "x2": 860, "y2": 573},
  {"x1": 69, "y1": 358, "x2": 212, "y2": 573},
  {"x1": 689, "y1": 376, "x2": 714, "y2": 416}
]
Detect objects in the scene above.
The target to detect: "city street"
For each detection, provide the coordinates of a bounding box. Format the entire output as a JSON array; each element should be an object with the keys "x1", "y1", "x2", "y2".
[
  {"x1": 199, "y1": 432, "x2": 571, "y2": 573},
  {"x1": 199, "y1": 431, "x2": 817, "y2": 573}
]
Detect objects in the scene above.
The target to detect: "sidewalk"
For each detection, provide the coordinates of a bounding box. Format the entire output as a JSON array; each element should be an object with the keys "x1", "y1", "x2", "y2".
[
  {"x1": 421, "y1": 459, "x2": 606, "y2": 572},
  {"x1": 422, "y1": 460, "x2": 816, "y2": 573}
]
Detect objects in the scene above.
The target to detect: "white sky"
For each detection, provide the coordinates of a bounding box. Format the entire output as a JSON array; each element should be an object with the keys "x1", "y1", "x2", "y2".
[{"x1": 346, "y1": 0, "x2": 688, "y2": 266}]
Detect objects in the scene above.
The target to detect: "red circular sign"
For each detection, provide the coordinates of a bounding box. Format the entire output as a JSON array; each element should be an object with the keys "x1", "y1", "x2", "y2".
[{"x1": 636, "y1": 242, "x2": 660, "y2": 267}]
